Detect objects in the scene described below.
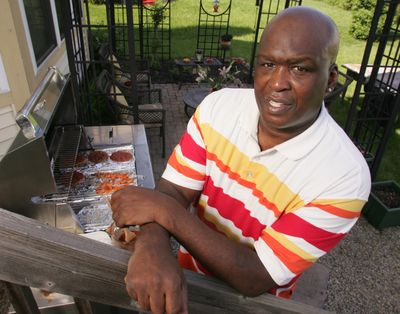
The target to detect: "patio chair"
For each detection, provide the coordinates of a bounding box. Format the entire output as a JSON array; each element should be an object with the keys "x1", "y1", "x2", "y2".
[
  {"x1": 324, "y1": 70, "x2": 354, "y2": 108},
  {"x1": 96, "y1": 70, "x2": 166, "y2": 157},
  {"x1": 98, "y1": 43, "x2": 151, "y2": 90}
]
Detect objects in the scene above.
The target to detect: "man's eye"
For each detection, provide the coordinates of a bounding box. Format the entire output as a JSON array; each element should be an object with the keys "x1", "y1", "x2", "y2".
[
  {"x1": 292, "y1": 66, "x2": 308, "y2": 72},
  {"x1": 263, "y1": 62, "x2": 275, "y2": 69}
]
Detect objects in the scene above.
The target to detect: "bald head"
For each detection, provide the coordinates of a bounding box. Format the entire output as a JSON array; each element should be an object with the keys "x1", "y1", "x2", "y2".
[{"x1": 262, "y1": 7, "x2": 339, "y2": 64}]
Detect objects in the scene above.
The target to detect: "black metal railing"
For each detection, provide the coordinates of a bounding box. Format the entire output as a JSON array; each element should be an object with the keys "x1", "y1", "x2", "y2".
[{"x1": 345, "y1": 0, "x2": 400, "y2": 180}]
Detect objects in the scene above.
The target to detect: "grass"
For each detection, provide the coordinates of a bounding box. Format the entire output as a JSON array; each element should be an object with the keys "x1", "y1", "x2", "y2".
[
  {"x1": 86, "y1": 0, "x2": 399, "y2": 183},
  {"x1": 171, "y1": 1, "x2": 257, "y2": 60}
]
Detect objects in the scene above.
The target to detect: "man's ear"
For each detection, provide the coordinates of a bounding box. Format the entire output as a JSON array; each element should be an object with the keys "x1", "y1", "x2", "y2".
[{"x1": 326, "y1": 63, "x2": 338, "y2": 94}]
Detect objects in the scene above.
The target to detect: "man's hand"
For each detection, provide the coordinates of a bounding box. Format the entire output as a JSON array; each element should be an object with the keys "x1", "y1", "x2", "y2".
[
  {"x1": 110, "y1": 183, "x2": 193, "y2": 314},
  {"x1": 125, "y1": 225, "x2": 188, "y2": 314},
  {"x1": 110, "y1": 186, "x2": 176, "y2": 228}
]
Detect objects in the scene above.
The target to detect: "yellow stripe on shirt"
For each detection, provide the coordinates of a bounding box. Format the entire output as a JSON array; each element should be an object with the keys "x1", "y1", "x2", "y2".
[{"x1": 199, "y1": 122, "x2": 304, "y2": 215}]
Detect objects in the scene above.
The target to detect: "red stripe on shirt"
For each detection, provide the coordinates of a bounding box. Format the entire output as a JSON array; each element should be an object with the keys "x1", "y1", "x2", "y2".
[
  {"x1": 207, "y1": 151, "x2": 282, "y2": 217},
  {"x1": 178, "y1": 249, "x2": 212, "y2": 276},
  {"x1": 179, "y1": 131, "x2": 206, "y2": 166},
  {"x1": 202, "y1": 177, "x2": 266, "y2": 239},
  {"x1": 168, "y1": 150, "x2": 205, "y2": 181},
  {"x1": 271, "y1": 213, "x2": 346, "y2": 252},
  {"x1": 269, "y1": 276, "x2": 299, "y2": 299}
]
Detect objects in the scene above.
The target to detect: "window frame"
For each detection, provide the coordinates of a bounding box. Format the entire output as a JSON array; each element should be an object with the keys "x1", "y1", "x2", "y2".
[{"x1": 18, "y1": 0, "x2": 66, "y2": 74}]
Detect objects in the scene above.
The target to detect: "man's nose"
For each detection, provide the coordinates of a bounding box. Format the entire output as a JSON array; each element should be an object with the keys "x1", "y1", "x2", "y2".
[{"x1": 268, "y1": 66, "x2": 290, "y2": 91}]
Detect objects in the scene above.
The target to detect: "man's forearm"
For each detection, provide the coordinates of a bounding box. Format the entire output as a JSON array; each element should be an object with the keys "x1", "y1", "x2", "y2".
[
  {"x1": 133, "y1": 179, "x2": 191, "y2": 253},
  {"x1": 134, "y1": 222, "x2": 171, "y2": 253},
  {"x1": 156, "y1": 200, "x2": 277, "y2": 296}
]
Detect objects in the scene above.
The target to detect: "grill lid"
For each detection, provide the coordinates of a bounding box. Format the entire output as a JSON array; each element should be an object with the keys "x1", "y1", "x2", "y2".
[{"x1": 15, "y1": 67, "x2": 69, "y2": 140}]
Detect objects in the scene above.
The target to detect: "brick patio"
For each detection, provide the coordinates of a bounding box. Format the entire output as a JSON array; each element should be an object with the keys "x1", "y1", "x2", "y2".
[{"x1": 145, "y1": 83, "x2": 197, "y2": 180}]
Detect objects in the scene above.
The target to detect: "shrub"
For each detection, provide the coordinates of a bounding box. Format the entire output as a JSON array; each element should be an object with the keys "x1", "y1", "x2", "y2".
[
  {"x1": 350, "y1": 9, "x2": 374, "y2": 40},
  {"x1": 89, "y1": 0, "x2": 106, "y2": 4},
  {"x1": 350, "y1": 3, "x2": 388, "y2": 40},
  {"x1": 319, "y1": 0, "x2": 355, "y2": 10},
  {"x1": 89, "y1": 0, "x2": 125, "y2": 4}
]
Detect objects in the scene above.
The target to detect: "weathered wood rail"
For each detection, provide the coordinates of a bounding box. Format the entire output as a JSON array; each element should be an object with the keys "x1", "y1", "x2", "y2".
[{"x1": 0, "y1": 208, "x2": 332, "y2": 314}]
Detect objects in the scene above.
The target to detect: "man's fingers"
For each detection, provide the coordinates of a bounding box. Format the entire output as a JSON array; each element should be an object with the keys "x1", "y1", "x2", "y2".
[
  {"x1": 181, "y1": 283, "x2": 189, "y2": 314},
  {"x1": 165, "y1": 283, "x2": 186, "y2": 314},
  {"x1": 136, "y1": 293, "x2": 150, "y2": 312},
  {"x1": 149, "y1": 293, "x2": 166, "y2": 314},
  {"x1": 125, "y1": 276, "x2": 138, "y2": 300}
]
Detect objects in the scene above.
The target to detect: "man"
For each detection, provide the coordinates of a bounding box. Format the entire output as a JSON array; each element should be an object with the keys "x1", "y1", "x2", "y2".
[{"x1": 111, "y1": 7, "x2": 371, "y2": 314}]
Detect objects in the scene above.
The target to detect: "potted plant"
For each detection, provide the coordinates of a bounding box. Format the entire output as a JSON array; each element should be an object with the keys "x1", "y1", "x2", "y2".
[
  {"x1": 196, "y1": 60, "x2": 242, "y2": 92},
  {"x1": 220, "y1": 34, "x2": 233, "y2": 50},
  {"x1": 195, "y1": 48, "x2": 204, "y2": 62},
  {"x1": 363, "y1": 180, "x2": 400, "y2": 229}
]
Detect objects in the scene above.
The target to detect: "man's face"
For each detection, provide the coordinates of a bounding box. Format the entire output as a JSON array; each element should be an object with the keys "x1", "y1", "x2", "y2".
[{"x1": 254, "y1": 21, "x2": 336, "y2": 136}]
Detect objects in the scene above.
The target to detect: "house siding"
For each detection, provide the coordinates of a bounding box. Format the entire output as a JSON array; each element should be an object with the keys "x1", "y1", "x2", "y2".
[{"x1": 0, "y1": 104, "x2": 19, "y2": 160}]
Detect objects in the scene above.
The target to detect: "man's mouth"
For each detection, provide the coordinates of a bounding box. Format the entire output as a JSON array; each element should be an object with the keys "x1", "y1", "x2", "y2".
[{"x1": 265, "y1": 98, "x2": 292, "y2": 114}]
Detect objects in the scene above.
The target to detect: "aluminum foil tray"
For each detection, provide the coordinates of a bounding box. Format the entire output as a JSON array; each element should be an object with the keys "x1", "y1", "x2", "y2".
[
  {"x1": 76, "y1": 201, "x2": 113, "y2": 233},
  {"x1": 59, "y1": 144, "x2": 140, "y2": 233}
]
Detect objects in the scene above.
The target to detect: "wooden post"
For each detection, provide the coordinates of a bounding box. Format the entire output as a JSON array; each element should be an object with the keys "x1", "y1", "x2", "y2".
[
  {"x1": 73, "y1": 297, "x2": 94, "y2": 314},
  {"x1": 0, "y1": 208, "x2": 332, "y2": 314},
  {"x1": 4, "y1": 282, "x2": 40, "y2": 314}
]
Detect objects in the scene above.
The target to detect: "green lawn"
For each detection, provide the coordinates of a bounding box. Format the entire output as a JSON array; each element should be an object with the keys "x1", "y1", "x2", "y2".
[
  {"x1": 87, "y1": 0, "x2": 399, "y2": 183},
  {"x1": 170, "y1": 0, "x2": 257, "y2": 60}
]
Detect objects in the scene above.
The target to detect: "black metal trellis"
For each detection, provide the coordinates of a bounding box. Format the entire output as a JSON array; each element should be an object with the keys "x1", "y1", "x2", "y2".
[
  {"x1": 248, "y1": 0, "x2": 302, "y2": 83},
  {"x1": 107, "y1": 1, "x2": 171, "y2": 64},
  {"x1": 62, "y1": 0, "x2": 140, "y2": 126},
  {"x1": 344, "y1": 0, "x2": 400, "y2": 180},
  {"x1": 196, "y1": 0, "x2": 232, "y2": 60},
  {"x1": 140, "y1": 1, "x2": 171, "y2": 62},
  {"x1": 61, "y1": 0, "x2": 89, "y2": 124}
]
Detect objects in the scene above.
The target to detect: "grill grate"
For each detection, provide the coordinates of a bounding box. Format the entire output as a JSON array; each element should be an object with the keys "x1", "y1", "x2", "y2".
[{"x1": 51, "y1": 125, "x2": 83, "y2": 191}]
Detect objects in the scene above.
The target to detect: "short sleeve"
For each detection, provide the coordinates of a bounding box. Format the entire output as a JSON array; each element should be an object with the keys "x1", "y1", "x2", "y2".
[
  {"x1": 162, "y1": 109, "x2": 207, "y2": 190},
  {"x1": 254, "y1": 197, "x2": 366, "y2": 285}
]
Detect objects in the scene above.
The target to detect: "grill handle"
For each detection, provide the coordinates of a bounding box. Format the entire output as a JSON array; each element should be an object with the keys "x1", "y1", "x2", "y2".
[{"x1": 16, "y1": 67, "x2": 67, "y2": 139}]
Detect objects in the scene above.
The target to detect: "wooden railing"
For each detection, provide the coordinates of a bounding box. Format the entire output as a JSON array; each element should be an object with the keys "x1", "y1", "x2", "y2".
[{"x1": 0, "y1": 208, "x2": 332, "y2": 314}]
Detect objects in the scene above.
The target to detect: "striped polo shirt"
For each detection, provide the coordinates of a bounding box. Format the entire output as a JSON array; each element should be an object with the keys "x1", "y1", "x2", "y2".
[{"x1": 162, "y1": 88, "x2": 371, "y2": 298}]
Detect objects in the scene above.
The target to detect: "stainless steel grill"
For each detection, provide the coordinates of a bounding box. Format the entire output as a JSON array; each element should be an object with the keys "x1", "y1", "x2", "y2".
[{"x1": 0, "y1": 67, "x2": 154, "y2": 234}]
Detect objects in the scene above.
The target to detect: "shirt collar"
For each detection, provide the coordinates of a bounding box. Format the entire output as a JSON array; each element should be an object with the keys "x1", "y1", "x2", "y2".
[
  {"x1": 274, "y1": 106, "x2": 329, "y2": 160},
  {"x1": 239, "y1": 96, "x2": 329, "y2": 160}
]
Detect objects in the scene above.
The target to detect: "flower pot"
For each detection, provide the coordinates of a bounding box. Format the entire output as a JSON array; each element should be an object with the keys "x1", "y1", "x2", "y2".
[
  {"x1": 220, "y1": 40, "x2": 231, "y2": 50},
  {"x1": 363, "y1": 180, "x2": 400, "y2": 229},
  {"x1": 195, "y1": 49, "x2": 203, "y2": 62}
]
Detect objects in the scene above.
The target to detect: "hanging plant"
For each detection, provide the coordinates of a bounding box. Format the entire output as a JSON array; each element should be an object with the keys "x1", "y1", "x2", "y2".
[
  {"x1": 150, "y1": 1, "x2": 166, "y2": 30},
  {"x1": 213, "y1": 0, "x2": 219, "y2": 12}
]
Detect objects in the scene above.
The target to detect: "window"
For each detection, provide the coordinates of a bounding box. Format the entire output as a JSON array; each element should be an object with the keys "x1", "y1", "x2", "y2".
[
  {"x1": 54, "y1": 0, "x2": 65, "y2": 39},
  {"x1": 19, "y1": 0, "x2": 76, "y2": 71},
  {"x1": 23, "y1": 0, "x2": 57, "y2": 66}
]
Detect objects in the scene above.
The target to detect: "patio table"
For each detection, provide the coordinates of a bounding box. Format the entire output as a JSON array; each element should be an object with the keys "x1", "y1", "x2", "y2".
[
  {"x1": 183, "y1": 88, "x2": 210, "y2": 117},
  {"x1": 342, "y1": 63, "x2": 400, "y2": 93},
  {"x1": 175, "y1": 58, "x2": 222, "y2": 89}
]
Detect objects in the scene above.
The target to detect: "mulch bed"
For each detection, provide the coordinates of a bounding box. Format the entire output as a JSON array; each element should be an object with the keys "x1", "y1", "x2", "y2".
[{"x1": 372, "y1": 185, "x2": 400, "y2": 208}]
